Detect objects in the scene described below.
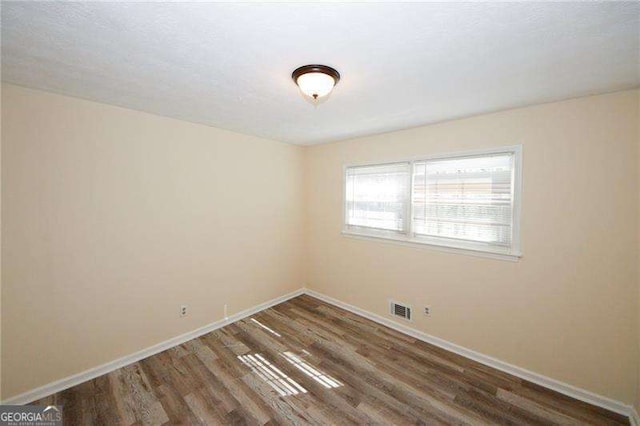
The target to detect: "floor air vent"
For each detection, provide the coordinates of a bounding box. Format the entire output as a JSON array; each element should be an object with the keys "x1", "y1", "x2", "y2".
[{"x1": 390, "y1": 301, "x2": 411, "y2": 321}]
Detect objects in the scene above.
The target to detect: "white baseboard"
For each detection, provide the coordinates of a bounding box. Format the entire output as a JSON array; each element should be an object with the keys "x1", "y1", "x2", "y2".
[
  {"x1": 2, "y1": 288, "x2": 305, "y2": 405},
  {"x1": 4, "y1": 286, "x2": 637, "y2": 425},
  {"x1": 303, "y1": 288, "x2": 637, "y2": 422}
]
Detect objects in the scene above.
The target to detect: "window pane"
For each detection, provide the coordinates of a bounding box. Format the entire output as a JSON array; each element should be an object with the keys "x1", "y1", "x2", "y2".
[
  {"x1": 412, "y1": 154, "x2": 513, "y2": 246},
  {"x1": 345, "y1": 163, "x2": 409, "y2": 232}
]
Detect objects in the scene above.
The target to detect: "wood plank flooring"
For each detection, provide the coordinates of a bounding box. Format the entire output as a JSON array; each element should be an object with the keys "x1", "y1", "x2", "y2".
[{"x1": 34, "y1": 295, "x2": 629, "y2": 425}]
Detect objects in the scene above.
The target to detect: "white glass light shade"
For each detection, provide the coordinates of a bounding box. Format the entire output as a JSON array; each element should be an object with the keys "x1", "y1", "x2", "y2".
[{"x1": 295, "y1": 72, "x2": 336, "y2": 100}]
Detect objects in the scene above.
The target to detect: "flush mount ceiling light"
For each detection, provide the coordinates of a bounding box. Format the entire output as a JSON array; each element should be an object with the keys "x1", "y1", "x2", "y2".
[{"x1": 292, "y1": 64, "x2": 340, "y2": 103}]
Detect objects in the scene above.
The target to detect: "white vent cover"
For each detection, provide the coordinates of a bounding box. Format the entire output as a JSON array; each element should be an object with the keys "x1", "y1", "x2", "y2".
[{"x1": 389, "y1": 300, "x2": 412, "y2": 321}]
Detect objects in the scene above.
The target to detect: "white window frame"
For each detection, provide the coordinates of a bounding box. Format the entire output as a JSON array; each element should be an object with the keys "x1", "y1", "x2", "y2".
[{"x1": 342, "y1": 145, "x2": 523, "y2": 261}]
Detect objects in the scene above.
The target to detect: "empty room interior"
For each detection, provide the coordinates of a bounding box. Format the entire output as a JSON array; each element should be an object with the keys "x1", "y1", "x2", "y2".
[{"x1": 1, "y1": 2, "x2": 640, "y2": 425}]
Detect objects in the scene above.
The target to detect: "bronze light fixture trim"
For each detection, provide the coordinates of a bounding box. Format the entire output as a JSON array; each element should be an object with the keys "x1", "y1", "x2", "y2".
[{"x1": 292, "y1": 64, "x2": 341, "y2": 102}]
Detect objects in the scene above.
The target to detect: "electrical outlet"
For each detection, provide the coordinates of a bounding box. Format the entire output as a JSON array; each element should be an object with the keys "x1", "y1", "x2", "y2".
[
  {"x1": 424, "y1": 306, "x2": 431, "y2": 316},
  {"x1": 180, "y1": 305, "x2": 188, "y2": 317}
]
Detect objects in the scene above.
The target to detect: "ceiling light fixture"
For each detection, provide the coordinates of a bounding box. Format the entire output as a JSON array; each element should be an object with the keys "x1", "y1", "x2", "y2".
[{"x1": 292, "y1": 64, "x2": 340, "y2": 103}]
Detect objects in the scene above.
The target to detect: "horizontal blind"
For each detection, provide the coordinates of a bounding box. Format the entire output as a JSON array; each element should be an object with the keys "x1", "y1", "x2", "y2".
[
  {"x1": 412, "y1": 153, "x2": 514, "y2": 246},
  {"x1": 345, "y1": 163, "x2": 410, "y2": 232}
]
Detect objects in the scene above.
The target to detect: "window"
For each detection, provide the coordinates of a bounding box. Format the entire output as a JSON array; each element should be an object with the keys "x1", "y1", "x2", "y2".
[
  {"x1": 343, "y1": 146, "x2": 522, "y2": 259},
  {"x1": 344, "y1": 163, "x2": 410, "y2": 233}
]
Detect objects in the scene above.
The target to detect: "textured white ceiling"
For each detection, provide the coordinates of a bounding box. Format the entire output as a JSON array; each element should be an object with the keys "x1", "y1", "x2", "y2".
[{"x1": 2, "y1": 2, "x2": 639, "y2": 145}]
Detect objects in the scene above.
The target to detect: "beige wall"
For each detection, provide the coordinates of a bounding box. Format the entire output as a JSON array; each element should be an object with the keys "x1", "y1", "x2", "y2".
[
  {"x1": 305, "y1": 90, "x2": 639, "y2": 405},
  {"x1": 2, "y1": 83, "x2": 639, "y2": 408},
  {"x1": 637, "y1": 89, "x2": 640, "y2": 413},
  {"x1": 1, "y1": 83, "x2": 3, "y2": 402},
  {"x1": 1, "y1": 84, "x2": 305, "y2": 399}
]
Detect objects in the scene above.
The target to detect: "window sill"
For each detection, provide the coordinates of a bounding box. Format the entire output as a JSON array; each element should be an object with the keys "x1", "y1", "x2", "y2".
[{"x1": 341, "y1": 230, "x2": 522, "y2": 262}]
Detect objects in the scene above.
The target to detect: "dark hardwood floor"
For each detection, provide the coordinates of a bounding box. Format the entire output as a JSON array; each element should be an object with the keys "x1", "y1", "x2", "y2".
[{"x1": 34, "y1": 295, "x2": 628, "y2": 425}]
